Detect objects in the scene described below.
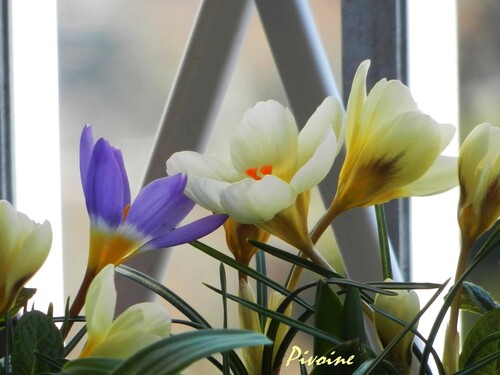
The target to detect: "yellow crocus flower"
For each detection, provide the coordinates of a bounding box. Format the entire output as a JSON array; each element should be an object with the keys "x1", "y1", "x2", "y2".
[{"x1": 329, "y1": 60, "x2": 458, "y2": 219}]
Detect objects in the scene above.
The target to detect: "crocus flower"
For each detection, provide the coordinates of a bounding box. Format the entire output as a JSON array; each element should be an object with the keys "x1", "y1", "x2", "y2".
[
  {"x1": 70, "y1": 126, "x2": 227, "y2": 319},
  {"x1": 443, "y1": 122, "x2": 500, "y2": 374},
  {"x1": 374, "y1": 280, "x2": 420, "y2": 372},
  {"x1": 79, "y1": 265, "x2": 171, "y2": 358},
  {"x1": 0, "y1": 200, "x2": 52, "y2": 315},
  {"x1": 328, "y1": 60, "x2": 457, "y2": 219},
  {"x1": 167, "y1": 98, "x2": 344, "y2": 266},
  {"x1": 80, "y1": 125, "x2": 227, "y2": 273},
  {"x1": 457, "y1": 122, "x2": 500, "y2": 247}
]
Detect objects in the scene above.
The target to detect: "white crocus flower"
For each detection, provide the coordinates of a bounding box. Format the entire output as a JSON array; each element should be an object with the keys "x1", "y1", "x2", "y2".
[
  {"x1": 80, "y1": 265, "x2": 171, "y2": 359},
  {"x1": 167, "y1": 98, "x2": 344, "y2": 267},
  {"x1": 0, "y1": 200, "x2": 52, "y2": 315}
]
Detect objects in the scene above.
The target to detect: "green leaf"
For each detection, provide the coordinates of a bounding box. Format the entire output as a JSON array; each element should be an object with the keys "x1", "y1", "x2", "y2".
[
  {"x1": 459, "y1": 308, "x2": 500, "y2": 373},
  {"x1": 249, "y1": 240, "x2": 343, "y2": 279},
  {"x1": 116, "y1": 265, "x2": 211, "y2": 327},
  {"x1": 190, "y1": 240, "x2": 313, "y2": 311},
  {"x1": 12, "y1": 310, "x2": 64, "y2": 375},
  {"x1": 341, "y1": 287, "x2": 366, "y2": 345},
  {"x1": 60, "y1": 357, "x2": 122, "y2": 375},
  {"x1": 461, "y1": 282, "x2": 499, "y2": 315},
  {"x1": 109, "y1": 329, "x2": 271, "y2": 375},
  {"x1": 314, "y1": 280, "x2": 343, "y2": 358}
]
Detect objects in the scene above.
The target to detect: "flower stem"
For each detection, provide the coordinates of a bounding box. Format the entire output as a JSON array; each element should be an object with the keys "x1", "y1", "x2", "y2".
[
  {"x1": 63, "y1": 268, "x2": 97, "y2": 339},
  {"x1": 442, "y1": 236, "x2": 474, "y2": 374},
  {"x1": 310, "y1": 201, "x2": 341, "y2": 244},
  {"x1": 375, "y1": 204, "x2": 392, "y2": 280}
]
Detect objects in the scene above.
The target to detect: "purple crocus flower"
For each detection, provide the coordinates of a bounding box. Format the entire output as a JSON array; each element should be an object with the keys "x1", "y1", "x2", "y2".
[{"x1": 80, "y1": 125, "x2": 227, "y2": 272}]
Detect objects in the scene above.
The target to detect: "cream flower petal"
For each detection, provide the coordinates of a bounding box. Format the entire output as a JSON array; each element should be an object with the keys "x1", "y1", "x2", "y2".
[
  {"x1": 109, "y1": 302, "x2": 171, "y2": 338},
  {"x1": 220, "y1": 175, "x2": 296, "y2": 224},
  {"x1": 230, "y1": 100, "x2": 298, "y2": 180},
  {"x1": 85, "y1": 265, "x2": 116, "y2": 336},
  {"x1": 89, "y1": 302, "x2": 171, "y2": 358},
  {"x1": 0, "y1": 201, "x2": 21, "y2": 262},
  {"x1": 401, "y1": 155, "x2": 458, "y2": 197},
  {"x1": 186, "y1": 175, "x2": 231, "y2": 214},
  {"x1": 86, "y1": 328, "x2": 160, "y2": 359},
  {"x1": 298, "y1": 96, "x2": 344, "y2": 164},
  {"x1": 361, "y1": 80, "x2": 419, "y2": 135},
  {"x1": 346, "y1": 60, "x2": 369, "y2": 146},
  {"x1": 9, "y1": 220, "x2": 52, "y2": 290},
  {"x1": 167, "y1": 151, "x2": 240, "y2": 182},
  {"x1": 291, "y1": 130, "x2": 337, "y2": 193}
]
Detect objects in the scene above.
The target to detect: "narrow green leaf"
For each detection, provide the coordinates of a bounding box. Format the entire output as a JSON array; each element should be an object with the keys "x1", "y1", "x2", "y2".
[
  {"x1": 459, "y1": 308, "x2": 500, "y2": 373},
  {"x1": 116, "y1": 265, "x2": 211, "y2": 327},
  {"x1": 314, "y1": 280, "x2": 343, "y2": 357},
  {"x1": 205, "y1": 283, "x2": 342, "y2": 348},
  {"x1": 61, "y1": 357, "x2": 122, "y2": 375},
  {"x1": 249, "y1": 240, "x2": 343, "y2": 279},
  {"x1": 219, "y1": 264, "x2": 230, "y2": 375},
  {"x1": 190, "y1": 240, "x2": 313, "y2": 311},
  {"x1": 457, "y1": 352, "x2": 500, "y2": 375},
  {"x1": 420, "y1": 227, "x2": 500, "y2": 374},
  {"x1": 64, "y1": 325, "x2": 87, "y2": 358},
  {"x1": 117, "y1": 264, "x2": 248, "y2": 375},
  {"x1": 375, "y1": 204, "x2": 392, "y2": 280},
  {"x1": 341, "y1": 287, "x2": 366, "y2": 345},
  {"x1": 12, "y1": 310, "x2": 64, "y2": 375},
  {"x1": 255, "y1": 250, "x2": 268, "y2": 331},
  {"x1": 110, "y1": 329, "x2": 271, "y2": 375},
  {"x1": 461, "y1": 282, "x2": 499, "y2": 315}
]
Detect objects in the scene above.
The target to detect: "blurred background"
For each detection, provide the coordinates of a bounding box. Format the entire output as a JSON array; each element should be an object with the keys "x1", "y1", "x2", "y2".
[{"x1": 8, "y1": 0, "x2": 500, "y2": 373}]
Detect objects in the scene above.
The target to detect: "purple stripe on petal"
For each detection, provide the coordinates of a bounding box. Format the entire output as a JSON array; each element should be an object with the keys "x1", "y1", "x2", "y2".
[
  {"x1": 112, "y1": 147, "x2": 131, "y2": 207},
  {"x1": 85, "y1": 138, "x2": 126, "y2": 227},
  {"x1": 126, "y1": 174, "x2": 195, "y2": 237},
  {"x1": 146, "y1": 213, "x2": 228, "y2": 249},
  {"x1": 80, "y1": 125, "x2": 95, "y2": 189}
]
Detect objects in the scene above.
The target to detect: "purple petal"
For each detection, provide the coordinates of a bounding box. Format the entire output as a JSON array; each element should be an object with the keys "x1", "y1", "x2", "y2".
[
  {"x1": 112, "y1": 147, "x2": 131, "y2": 207},
  {"x1": 80, "y1": 125, "x2": 95, "y2": 189},
  {"x1": 126, "y1": 174, "x2": 195, "y2": 237},
  {"x1": 145, "y1": 214, "x2": 228, "y2": 249},
  {"x1": 85, "y1": 138, "x2": 126, "y2": 227}
]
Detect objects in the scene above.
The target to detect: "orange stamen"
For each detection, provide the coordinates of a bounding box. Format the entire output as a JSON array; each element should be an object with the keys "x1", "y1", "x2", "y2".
[
  {"x1": 245, "y1": 167, "x2": 261, "y2": 180},
  {"x1": 122, "y1": 204, "x2": 131, "y2": 220},
  {"x1": 245, "y1": 165, "x2": 273, "y2": 180}
]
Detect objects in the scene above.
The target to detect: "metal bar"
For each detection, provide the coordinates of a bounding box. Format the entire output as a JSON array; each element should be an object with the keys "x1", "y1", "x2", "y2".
[
  {"x1": 341, "y1": 0, "x2": 410, "y2": 280},
  {"x1": 115, "y1": 0, "x2": 254, "y2": 312},
  {"x1": 0, "y1": 0, "x2": 13, "y2": 203},
  {"x1": 255, "y1": 0, "x2": 403, "y2": 282}
]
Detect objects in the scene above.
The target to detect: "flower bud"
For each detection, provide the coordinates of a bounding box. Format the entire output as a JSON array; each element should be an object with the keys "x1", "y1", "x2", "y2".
[
  {"x1": 224, "y1": 218, "x2": 270, "y2": 266},
  {"x1": 238, "y1": 279, "x2": 262, "y2": 375},
  {"x1": 374, "y1": 281, "x2": 420, "y2": 372},
  {"x1": 0, "y1": 200, "x2": 52, "y2": 315},
  {"x1": 458, "y1": 122, "x2": 500, "y2": 247}
]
